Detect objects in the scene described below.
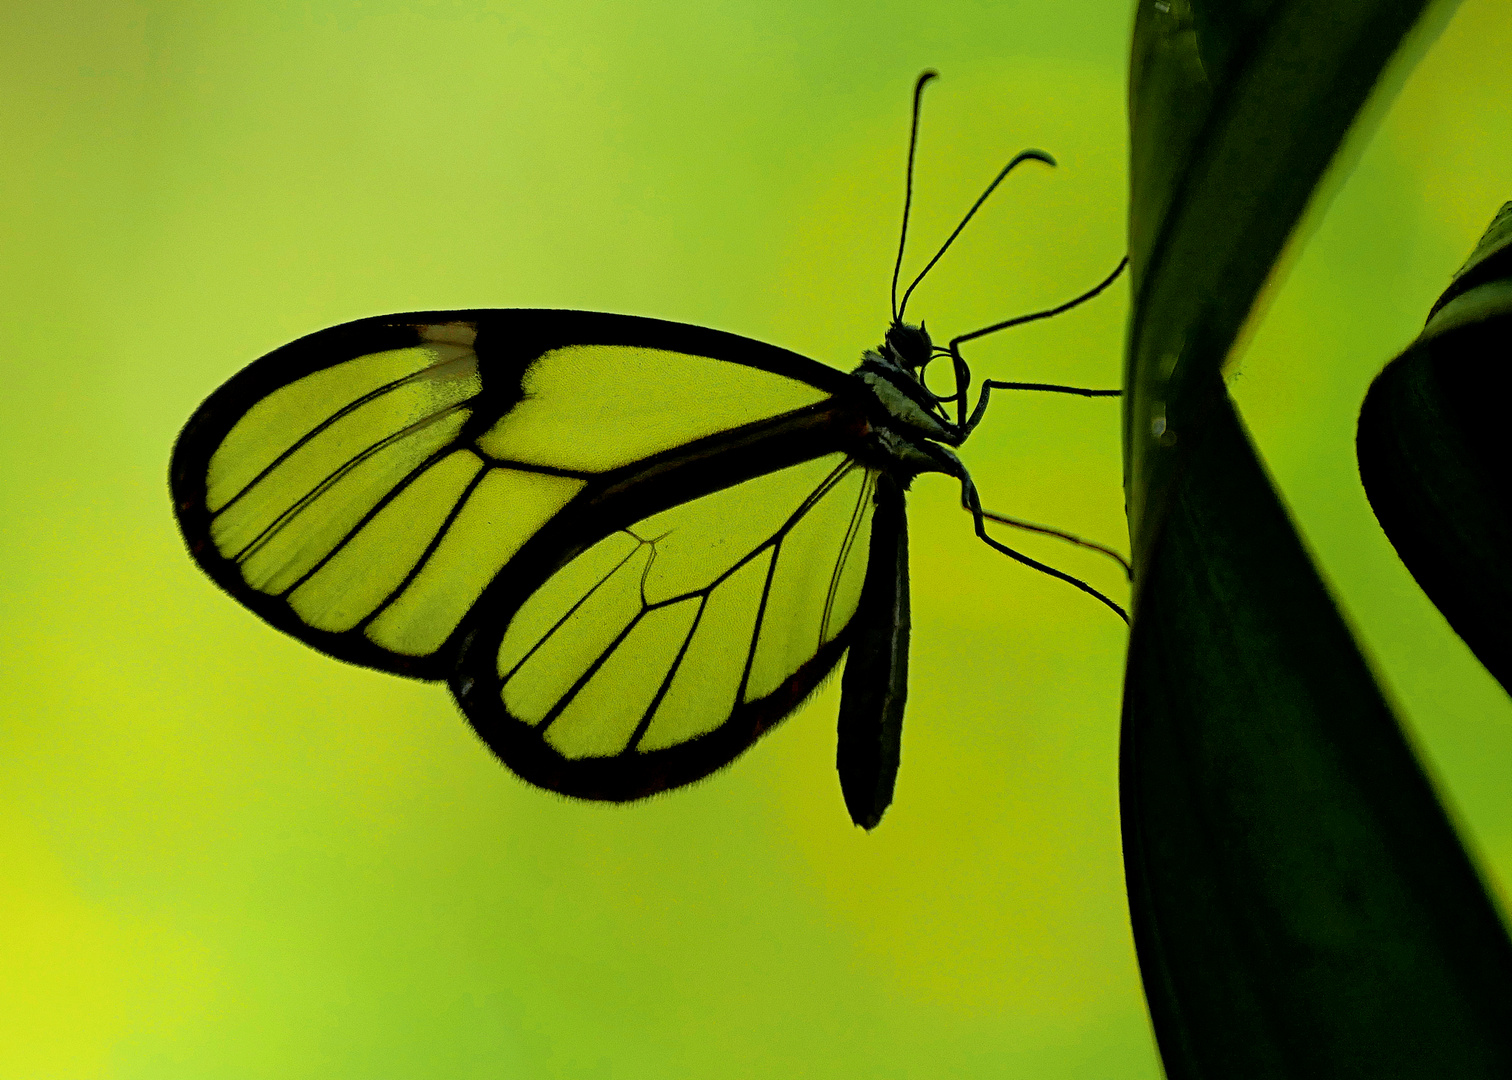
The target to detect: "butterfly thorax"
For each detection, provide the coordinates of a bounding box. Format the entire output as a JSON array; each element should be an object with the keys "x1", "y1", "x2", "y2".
[{"x1": 849, "y1": 321, "x2": 966, "y2": 484}]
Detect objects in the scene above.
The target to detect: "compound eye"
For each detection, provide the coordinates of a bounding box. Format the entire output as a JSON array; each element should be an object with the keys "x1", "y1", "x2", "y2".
[{"x1": 886, "y1": 323, "x2": 933, "y2": 368}]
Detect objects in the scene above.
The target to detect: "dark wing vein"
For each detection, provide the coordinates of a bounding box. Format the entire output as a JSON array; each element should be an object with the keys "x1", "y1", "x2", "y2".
[
  {"x1": 231, "y1": 401, "x2": 471, "y2": 564},
  {"x1": 353, "y1": 458, "x2": 490, "y2": 630},
  {"x1": 735, "y1": 540, "x2": 783, "y2": 708},
  {"x1": 729, "y1": 456, "x2": 859, "y2": 706},
  {"x1": 472, "y1": 452, "x2": 595, "y2": 480},
  {"x1": 499, "y1": 537, "x2": 650, "y2": 684},
  {"x1": 213, "y1": 358, "x2": 473, "y2": 518},
  {"x1": 627, "y1": 594, "x2": 710, "y2": 752},
  {"x1": 276, "y1": 445, "x2": 463, "y2": 598},
  {"x1": 822, "y1": 469, "x2": 874, "y2": 642},
  {"x1": 538, "y1": 609, "x2": 651, "y2": 733}
]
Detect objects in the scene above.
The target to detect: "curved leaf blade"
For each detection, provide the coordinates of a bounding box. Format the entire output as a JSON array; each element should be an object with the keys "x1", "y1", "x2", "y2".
[
  {"x1": 1122, "y1": 2, "x2": 1512, "y2": 1076},
  {"x1": 1358, "y1": 202, "x2": 1512, "y2": 694},
  {"x1": 1125, "y1": 0, "x2": 1448, "y2": 554},
  {"x1": 1125, "y1": 387, "x2": 1512, "y2": 1077}
]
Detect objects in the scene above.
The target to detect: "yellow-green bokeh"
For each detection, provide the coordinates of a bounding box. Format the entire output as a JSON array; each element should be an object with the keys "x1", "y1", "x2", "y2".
[{"x1": 1, "y1": 2, "x2": 1507, "y2": 1077}]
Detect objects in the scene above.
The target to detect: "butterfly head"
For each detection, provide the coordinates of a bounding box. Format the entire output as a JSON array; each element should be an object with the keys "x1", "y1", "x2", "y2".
[
  {"x1": 883, "y1": 320, "x2": 933, "y2": 369},
  {"x1": 880, "y1": 319, "x2": 966, "y2": 418}
]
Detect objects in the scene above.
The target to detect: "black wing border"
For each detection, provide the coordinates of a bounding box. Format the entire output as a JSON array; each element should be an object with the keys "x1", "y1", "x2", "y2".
[{"x1": 170, "y1": 309, "x2": 868, "y2": 680}]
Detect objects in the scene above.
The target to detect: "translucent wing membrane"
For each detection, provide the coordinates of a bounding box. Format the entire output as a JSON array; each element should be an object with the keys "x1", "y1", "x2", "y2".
[
  {"x1": 172, "y1": 310, "x2": 857, "y2": 679},
  {"x1": 474, "y1": 344, "x2": 826, "y2": 472},
  {"x1": 453, "y1": 453, "x2": 882, "y2": 800}
]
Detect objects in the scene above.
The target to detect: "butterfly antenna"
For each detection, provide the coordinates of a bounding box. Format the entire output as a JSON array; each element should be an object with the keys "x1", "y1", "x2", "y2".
[
  {"x1": 897, "y1": 148, "x2": 1056, "y2": 321},
  {"x1": 891, "y1": 70, "x2": 938, "y2": 325},
  {"x1": 950, "y1": 256, "x2": 1128, "y2": 349}
]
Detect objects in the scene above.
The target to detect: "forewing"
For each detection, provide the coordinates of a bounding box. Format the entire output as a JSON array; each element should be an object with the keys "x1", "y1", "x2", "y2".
[
  {"x1": 171, "y1": 310, "x2": 856, "y2": 678},
  {"x1": 452, "y1": 453, "x2": 883, "y2": 800}
]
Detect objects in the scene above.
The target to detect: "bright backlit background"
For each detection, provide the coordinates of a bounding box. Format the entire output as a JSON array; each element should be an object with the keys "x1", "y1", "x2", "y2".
[{"x1": 2, "y1": 2, "x2": 1508, "y2": 1077}]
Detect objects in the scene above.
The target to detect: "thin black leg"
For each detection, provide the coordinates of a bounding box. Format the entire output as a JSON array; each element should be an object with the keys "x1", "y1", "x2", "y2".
[
  {"x1": 960, "y1": 475, "x2": 1129, "y2": 623},
  {"x1": 971, "y1": 498, "x2": 1132, "y2": 579},
  {"x1": 963, "y1": 374, "x2": 1121, "y2": 435}
]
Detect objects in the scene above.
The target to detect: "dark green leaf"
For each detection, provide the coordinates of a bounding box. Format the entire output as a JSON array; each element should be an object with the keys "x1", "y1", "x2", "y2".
[
  {"x1": 1358, "y1": 202, "x2": 1512, "y2": 694},
  {"x1": 1126, "y1": 0, "x2": 1449, "y2": 547},
  {"x1": 1122, "y1": 1, "x2": 1512, "y2": 1076},
  {"x1": 1433, "y1": 199, "x2": 1512, "y2": 316},
  {"x1": 1124, "y1": 385, "x2": 1512, "y2": 1077}
]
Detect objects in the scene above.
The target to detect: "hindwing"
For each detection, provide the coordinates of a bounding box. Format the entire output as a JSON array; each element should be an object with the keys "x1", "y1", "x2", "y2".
[{"x1": 452, "y1": 453, "x2": 884, "y2": 799}]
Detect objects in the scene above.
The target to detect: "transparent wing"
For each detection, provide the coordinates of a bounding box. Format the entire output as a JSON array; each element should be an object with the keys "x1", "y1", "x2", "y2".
[
  {"x1": 452, "y1": 453, "x2": 884, "y2": 800},
  {"x1": 171, "y1": 310, "x2": 859, "y2": 678}
]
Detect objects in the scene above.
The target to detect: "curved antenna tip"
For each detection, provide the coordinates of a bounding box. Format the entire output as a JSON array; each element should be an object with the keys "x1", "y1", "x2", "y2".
[
  {"x1": 915, "y1": 69, "x2": 939, "y2": 86},
  {"x1": 898, "y1": 146, "x2": 1060, "y2": 320}
]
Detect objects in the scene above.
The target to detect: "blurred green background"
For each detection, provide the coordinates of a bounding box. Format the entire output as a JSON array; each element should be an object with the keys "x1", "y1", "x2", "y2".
[{"x1": 1, "y1": 2, "x2": 1507, "y2": 1077}]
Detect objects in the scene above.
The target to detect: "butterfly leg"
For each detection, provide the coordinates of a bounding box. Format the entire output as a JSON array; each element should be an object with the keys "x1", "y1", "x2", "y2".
[
  {"x1": 960, "y1": 369, "x2": 1120, "y2": 436},
  {"x1": 955, "y1": 467, "x2": 1129, "y2": 623},
  {"x1": 914, "y1": 445, "x2": 1128, "y2": 620},
  {"x1": 967, "y1": 499, "x2": 1131, "y2": 578}
]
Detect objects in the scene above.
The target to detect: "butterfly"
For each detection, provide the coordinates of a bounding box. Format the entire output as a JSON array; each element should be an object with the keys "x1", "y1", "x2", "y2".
[{"x1": 170, "y1": 73, "x2": 1126, "y2": 829}]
